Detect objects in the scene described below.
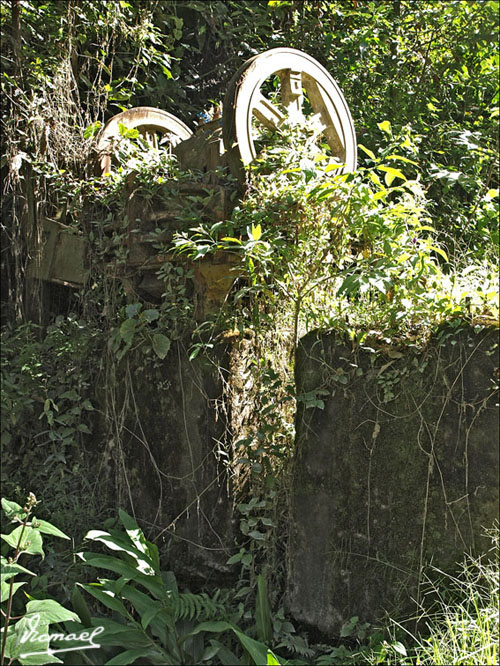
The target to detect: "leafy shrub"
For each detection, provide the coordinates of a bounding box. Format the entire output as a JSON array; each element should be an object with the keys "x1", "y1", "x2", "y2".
[
  {"x1": 0, "y1": 316, "x2": 104, "y2": 540},
  {"x1": 74, "y1": 509, "x2": 280, "y2": 665},
  {"x1": 0, "y1": 494, "x2": 79, "y2": 666}
]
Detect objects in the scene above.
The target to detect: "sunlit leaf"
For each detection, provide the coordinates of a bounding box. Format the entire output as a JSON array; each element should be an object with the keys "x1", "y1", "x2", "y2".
[
  {"x1": 377, "y1": 120, "x2": 392, "y2": 135},
  {"x1": 358, "y1": 144, "x2": 376, "y2": 160},
  {"x1": 251, "y1": 224, "x2": 262, "y2": 241}
]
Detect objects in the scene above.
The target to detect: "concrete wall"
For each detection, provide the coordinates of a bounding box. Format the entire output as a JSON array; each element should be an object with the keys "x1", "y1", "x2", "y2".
[
  {"x1": 287, "y1": 326, "x2": 499, "y2": 635},
  {"x1": 111, "y1": 339, "x2": 235, "y2": 581}
]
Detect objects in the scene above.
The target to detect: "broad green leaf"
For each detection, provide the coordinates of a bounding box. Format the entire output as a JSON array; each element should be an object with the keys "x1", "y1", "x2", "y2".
[
  {"x1": 267, "y1": 651, "x2": 281, "y2": 665},
  {"x1": 71, "y1": 584, "x2": 92, "y2": 627},
  {"x1": 184, "y1": 621, "x2": 271, "y2": 666},
  {"x1": 118, "y1": 586, "x2": 169, "y2": 639},
  {"x1": 152, "y1": 333, "x2": 171, "y2": 359},
  {"x1": 378, "y1": 165, "x2": 406, "y2": 186},
  {"x1": 1, "y1": 557, "x2": 36, "y2": 579},
  {"x1": 118, "y1": 123, "x2": 139, "y2": 139},
  {"x1": 378, "y1": 165, "x2": 406, "y2": 180},
  {"x1": 1, "y1": 526, "x2": 44, "y2": 556},
  {"x1": 143, "y1": 309, "x2": 159, "y2": 322},
  {"x1": 83, "y1": 121, "x2": 102, "y2": 140},
  {"x1": 119, "y1": 318, "x2": 137, "y2": 343},
  {"x1": 25, "y1": 599, "x2": 79, "y2": 623},
  {"x1": 1, "y1": 498, "x2": 26, "y2": 520},
  {"x1": 369, "y1": 171, "x2": 382, "y2": 187},
  {"x1": 82, "y1": 529, "x2": 155, "y2": 573},
  {"x1": 340, "y1": 615, "x2": 359, "y2": 637},
  {"x1": 183, "y1": 620, "x2": 233, "y2": 638},
  {"x1": 126, "y1": 303, "x2": 141, "y2": 318},
  {"x1": 0, "y1": 579, "x2": 26, "y2": 600},
  {"x1": 386, "y1": 154, "x2": 418, "y2": 165},
  {"x1": 234, "y1": 628, "x2": 271, "y2": 665},
  {"x1": 206, "y1": 639, "x2": 240, "y2": 666},
  {"x1": 202, "y1": 643, "x2": 221, "y2": 661},
  {"x1": 324, "y1": 163, "x2": 343, "y2": 172},
  {"x1": 248, "y1": 529, "x2": 266, "y2": 540},
  {"x1": 32, "y1": 519, "x2": 70, "y2": 540},
  {"x1": 226, "y1": 552, "x2": 242, "y2": 565},
  {"x1": 77, "y1": 552, "x2": 165, "y2": 598},
  {"x1": 358, "y1": 144, "x2": 376, "y2": 160},
  {"x1": 428, "y1": 246, "x2": 449, "y2": 262},
  {"x1": 78, "y1": 583, "x2": 131, "y2": 619},
  {"x1": 77, "y1": 423, "x2": 91, "y2": 434},
  {"x1": 140, "y1": 605, "x2": 162, "y2": 630},
  {"x1": 14, "y1": 619, "x2": 62, "y2": 665},
  {"x1": 221, "y1": 237, "x2": 242, "y2": 244},
  {"x1": 392, "y1": 641, "x2": 407, "y2": 656},
  {"x1": 1, "y1": 632, "x2": 20, "y2": 662},
  {"x1": 414, "y1": 225, "x2": 435, "y2": 232},
  {"x1": 83, "y1": 618, "x2": 151, "y2": 649},
  {"x1": 251, "y1": 224, "x2": 262, "y2": 241}
]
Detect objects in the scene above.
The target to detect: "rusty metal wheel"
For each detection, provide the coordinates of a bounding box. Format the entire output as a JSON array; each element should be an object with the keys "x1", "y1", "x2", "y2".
[
  {"x1": 97, "y1": 106, "x2": 193, "y2": 175},
  {"x1": 223, "y1": 48, "x2": 357, "y2": 185}
]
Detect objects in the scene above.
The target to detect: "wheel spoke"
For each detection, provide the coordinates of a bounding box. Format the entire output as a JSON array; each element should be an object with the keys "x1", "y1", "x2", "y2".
[
  {"x1": 304, "y1": 78, "x2": 346, "y2": 159},
  {"x1": 143, "y1": 131, "x2": 158, "y2": 149},
  {"x1": 252, "y1": 93, "x2": 285, "y2": 130},
  {"x1": 280, "y1": 69, "x2": 304, "y2": 123}
]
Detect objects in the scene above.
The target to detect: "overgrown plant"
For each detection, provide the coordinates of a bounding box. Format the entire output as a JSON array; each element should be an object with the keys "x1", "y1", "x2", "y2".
[
  {"x1": 0, "y1": 317, "x2": 103, "y2": 538},
  {"x1": 74, "y1": 509, "x2": 281, "y2": 665},
  {"x1": 0, "y1": 494, "x2": 79, "y2": 666},
  {"x1": 174, "y1": 119, "x2": 498, "y2": 347}
]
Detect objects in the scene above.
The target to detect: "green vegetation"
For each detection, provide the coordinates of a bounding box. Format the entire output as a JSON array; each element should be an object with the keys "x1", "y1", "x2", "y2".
[
  {"x1": 1, "y1": 497, "x2": 498, "y2": 664},
  {"x1": 1, "y1": 1, "x2": 498, "y2": 665}
]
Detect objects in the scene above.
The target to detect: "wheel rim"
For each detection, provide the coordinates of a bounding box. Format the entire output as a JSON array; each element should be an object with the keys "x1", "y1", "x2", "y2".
[
  {"x1": 223, "y1": 48, "x2": 357, "y2": 183},
  {"x1": 97, "y1": 107, "x2": 193, "y2": 175}
]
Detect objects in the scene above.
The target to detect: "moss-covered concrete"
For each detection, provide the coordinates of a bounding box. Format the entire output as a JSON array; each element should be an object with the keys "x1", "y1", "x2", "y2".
[
  {"x1": 112, "y1": 339, "x2": 234, "y2": 581},
  {"x1": 287, "y1": 325, "x2": 499, "y2": 634}
]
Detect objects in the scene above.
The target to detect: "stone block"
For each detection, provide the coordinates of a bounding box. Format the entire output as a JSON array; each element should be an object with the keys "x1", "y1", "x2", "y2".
[{"x1": 287, "y1": 326, "x2": 499, "y2": 634}]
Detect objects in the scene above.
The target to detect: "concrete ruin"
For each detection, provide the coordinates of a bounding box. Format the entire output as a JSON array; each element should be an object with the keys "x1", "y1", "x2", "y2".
[{"x1": 287, "y1": 326, "x2": 499, "y2": 634}]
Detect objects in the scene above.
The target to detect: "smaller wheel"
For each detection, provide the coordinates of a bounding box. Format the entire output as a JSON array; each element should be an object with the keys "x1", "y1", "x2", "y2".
[{"x1": 97, "y1": 107, "x2": 193, "y2": 175}]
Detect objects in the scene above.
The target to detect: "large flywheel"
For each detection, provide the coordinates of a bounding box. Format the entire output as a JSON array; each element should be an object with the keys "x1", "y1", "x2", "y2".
[{"x1": 223, "y1": 48, "x2": 357, "y2": 184}]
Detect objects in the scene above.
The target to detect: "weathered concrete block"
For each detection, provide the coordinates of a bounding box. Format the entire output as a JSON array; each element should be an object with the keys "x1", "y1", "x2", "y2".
[
  {"x1": 111, "y1": 340, "x2": 234, "y2": 580},
  {"x1": 287, "y1": 326, "x2": 499, "y2": 635}
]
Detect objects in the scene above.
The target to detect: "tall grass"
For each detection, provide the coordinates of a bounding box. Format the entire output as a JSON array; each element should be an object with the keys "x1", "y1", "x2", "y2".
[
  {"x1": 380, "y1": 526, "x2": 499, "y2": 666},
  {"x1": 414, "y1": 528, "x2": 498, "y2": 665}
]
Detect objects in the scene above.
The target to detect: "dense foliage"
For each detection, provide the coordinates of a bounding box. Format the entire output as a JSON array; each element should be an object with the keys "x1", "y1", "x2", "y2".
[{"x1": 1, "y1": 1, "x2": 498, "y2": 665}]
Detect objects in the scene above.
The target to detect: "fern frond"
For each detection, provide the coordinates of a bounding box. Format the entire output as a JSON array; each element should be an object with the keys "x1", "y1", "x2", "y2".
[
  {"x1": 279, "y1": 635, "x2": 315, "y2": 657},
  {"x1": 175, "y1": 591, "x2": 224, "y2": 621}
]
